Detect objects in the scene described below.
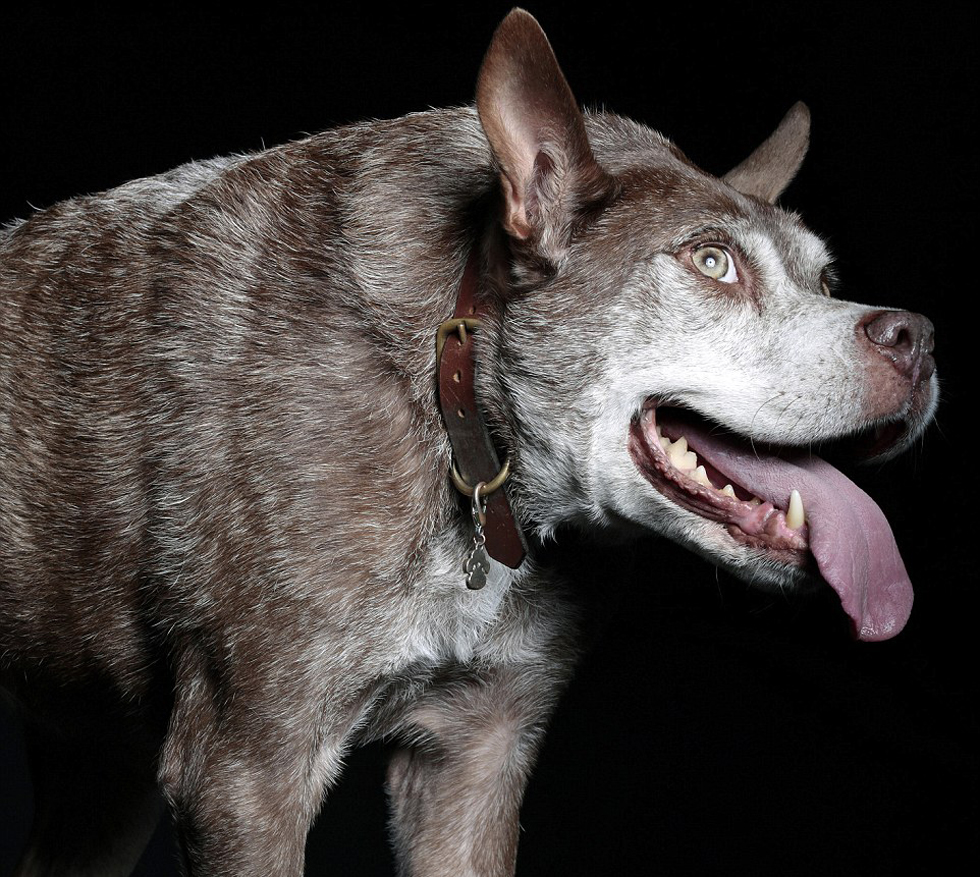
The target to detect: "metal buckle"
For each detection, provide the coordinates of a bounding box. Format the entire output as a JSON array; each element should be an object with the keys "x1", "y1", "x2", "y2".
[{"x1": 436, "y1": 317, "x2": 482, "y2": 363}]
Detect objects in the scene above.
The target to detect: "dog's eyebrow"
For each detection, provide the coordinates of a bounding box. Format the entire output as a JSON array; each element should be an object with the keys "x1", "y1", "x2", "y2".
[{"x1": 668, "y1": 225, "x2": 734, "y2": 250}]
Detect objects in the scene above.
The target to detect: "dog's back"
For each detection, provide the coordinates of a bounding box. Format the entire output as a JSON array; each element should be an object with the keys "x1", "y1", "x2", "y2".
[{"x1": 1, "y1": 111, "x2": 474, "y2": 680}]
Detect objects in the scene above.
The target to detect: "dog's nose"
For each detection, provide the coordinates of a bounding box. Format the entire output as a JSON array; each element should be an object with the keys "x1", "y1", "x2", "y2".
[{"x1": 862, "y1": 310, "x2": 936, "y2": 385}]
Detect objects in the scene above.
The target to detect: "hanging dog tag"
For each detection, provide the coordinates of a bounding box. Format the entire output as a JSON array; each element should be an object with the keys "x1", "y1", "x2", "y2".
[
  {"x1": 465, "y1": 545, "x2": 490, "y2": 590},
  {"x1": 464, "y1": 483, "x2": 490, "y2": 590}
]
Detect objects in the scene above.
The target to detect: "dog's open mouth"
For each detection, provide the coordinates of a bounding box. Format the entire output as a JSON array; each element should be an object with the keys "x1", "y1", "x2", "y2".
[{"x1": 628, "y1": 402, "x2": 914, "y2": 642}]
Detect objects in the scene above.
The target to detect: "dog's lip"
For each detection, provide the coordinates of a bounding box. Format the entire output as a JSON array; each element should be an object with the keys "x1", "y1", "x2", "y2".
[
  {"x1": 628, "y1": 406, "x2": 810, "y2": 559},
  {"x1": 638, "y1": 398, "x2": 910, "y2": 464}
]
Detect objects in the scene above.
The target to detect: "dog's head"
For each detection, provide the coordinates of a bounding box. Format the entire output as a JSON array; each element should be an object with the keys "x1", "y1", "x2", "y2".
[{"x1": 474, "y1": 10, "x2": 937, "y2": 641}]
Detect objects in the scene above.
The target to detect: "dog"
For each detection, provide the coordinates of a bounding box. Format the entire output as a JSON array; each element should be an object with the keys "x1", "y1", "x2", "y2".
[{"x1": 0, "y1": 8, "x2": 937, "y2": 876}]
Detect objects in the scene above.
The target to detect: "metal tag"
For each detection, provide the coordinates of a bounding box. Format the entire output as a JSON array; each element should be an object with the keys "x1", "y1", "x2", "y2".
[{"x1": 464, "y1": 482, "x2": 490, "y2": 590}]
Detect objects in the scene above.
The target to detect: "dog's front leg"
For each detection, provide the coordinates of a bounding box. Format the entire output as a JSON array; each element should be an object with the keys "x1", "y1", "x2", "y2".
[
  {"x1": 386, "y1": 663, "x2": 564, "y2": 877},
  {"x1": 157, "y1": 646, "x2": 340, "y2": 877}
]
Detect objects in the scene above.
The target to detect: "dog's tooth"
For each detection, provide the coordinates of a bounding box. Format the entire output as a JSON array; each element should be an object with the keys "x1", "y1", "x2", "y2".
[
  {"x1": 676, "y1": 450, "x2": 698, "y2": 472},
  {"x1": 659, "y1": 436, "x2": 671, "y2": 451},
  {"x1": 665, "y1": 437, "x2": 698, "y2": 472},
  {"x1": 786, "y1": 489, "x2": 805, "y2": 530},
  {"x1": 692, "y1": 465, "x2": 711, "y2": 487},
  {"x1": 749, "y1": 496, "x2": 762, "y2": 506},
  {"x1": 721, "y1": 484, "x2": 736, "y2": 498}
]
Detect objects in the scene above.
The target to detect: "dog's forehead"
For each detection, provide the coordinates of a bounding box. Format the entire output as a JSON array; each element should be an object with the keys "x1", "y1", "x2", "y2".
[
  {"x1": 586, "y1": 115, "x2": 745, "y2": 223},
  {"x1": 584, "y1": 112, "x2": 830, "y2": 273}
]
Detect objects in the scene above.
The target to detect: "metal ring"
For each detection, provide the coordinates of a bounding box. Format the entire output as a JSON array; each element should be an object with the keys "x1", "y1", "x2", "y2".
[{"x1": 450, "y1": 456, "x2": 511, "y2": 497}]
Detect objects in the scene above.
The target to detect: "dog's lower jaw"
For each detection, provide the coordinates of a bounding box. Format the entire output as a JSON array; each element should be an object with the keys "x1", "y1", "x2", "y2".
[{"x1": 684, "y1": 521, "x2": 820, "y2": 597}]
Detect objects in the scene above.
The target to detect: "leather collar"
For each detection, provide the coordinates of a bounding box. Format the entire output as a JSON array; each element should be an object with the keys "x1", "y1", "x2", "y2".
[{"x1": 436, "y1": 251, "x2": 527, "y2": 569}]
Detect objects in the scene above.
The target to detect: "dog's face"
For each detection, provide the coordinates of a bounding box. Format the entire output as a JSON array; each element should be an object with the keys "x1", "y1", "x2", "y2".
[{"x1": 477, "y1": 12, "x2": 936, "y2": 641}]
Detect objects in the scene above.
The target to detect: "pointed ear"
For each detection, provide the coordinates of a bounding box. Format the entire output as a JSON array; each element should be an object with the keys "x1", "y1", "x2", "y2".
[
  {"x1": 476, "y1": 9, "x2": 615, "y2": 264},
  {"x1": 723, "y1": 102, "x2": 810, "y2": 203}
]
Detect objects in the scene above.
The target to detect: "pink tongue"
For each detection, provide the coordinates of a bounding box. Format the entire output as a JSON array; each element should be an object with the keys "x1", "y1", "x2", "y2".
[{"x1": 675, "y1": 420, "x2": 913, "y2": 641}]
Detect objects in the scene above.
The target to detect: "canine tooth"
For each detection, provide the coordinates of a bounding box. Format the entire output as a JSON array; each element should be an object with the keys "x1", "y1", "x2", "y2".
[
  {"x1": 691, "y1": 465, "x2": 711, "y2": 487},
  {"x1": 721, "y1": 484, "x2": 736, "y2": 498},
  {"x1": 786, "y1": 489, "x2": 805, "y2": 530},
  {"x1": 749, "y1": 497, "x2": 762, "y2": 506},
  {"x1": 659, "y1": 436, "x2": 671, "y2": 450}
]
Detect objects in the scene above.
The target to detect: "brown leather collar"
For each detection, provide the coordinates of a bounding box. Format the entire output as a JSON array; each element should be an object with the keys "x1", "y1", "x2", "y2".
[{"x1": 436, "y1": 251, "x2": 527, "y2": 569}]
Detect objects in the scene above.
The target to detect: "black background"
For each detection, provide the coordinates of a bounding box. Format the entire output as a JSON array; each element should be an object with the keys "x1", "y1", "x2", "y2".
[{"x1": 1, "y1": 4, "x2": 975, "y2": 876}]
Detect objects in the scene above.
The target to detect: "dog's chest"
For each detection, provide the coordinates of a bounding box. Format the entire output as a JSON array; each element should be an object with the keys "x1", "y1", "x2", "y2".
[{"x1": 395, "y1": 539, "x2": 518, "y2": 667}]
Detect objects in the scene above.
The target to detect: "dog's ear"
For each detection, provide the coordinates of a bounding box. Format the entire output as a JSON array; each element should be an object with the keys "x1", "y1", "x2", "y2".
[
  {"x1": 476, "y1": 9, "x2": 614, "y2": 265},
  {"x1": 723, "y1": 102, "x2": 810, "y2": 203}
]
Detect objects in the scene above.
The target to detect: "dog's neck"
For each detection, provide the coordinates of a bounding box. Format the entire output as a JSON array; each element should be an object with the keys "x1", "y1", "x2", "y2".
[{"x1": 436, "y1": 249, "x2": 527, "y2": 569}]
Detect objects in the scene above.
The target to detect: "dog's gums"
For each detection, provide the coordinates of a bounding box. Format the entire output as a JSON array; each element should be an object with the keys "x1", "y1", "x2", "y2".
[{"x1": 629, "y1": 405, "x2": 811, "y2": 561}]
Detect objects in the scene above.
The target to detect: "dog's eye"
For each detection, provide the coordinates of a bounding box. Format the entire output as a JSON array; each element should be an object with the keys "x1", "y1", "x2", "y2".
[{"x1": 692, "y1": 246, "x2": 738, "y2": 283}]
